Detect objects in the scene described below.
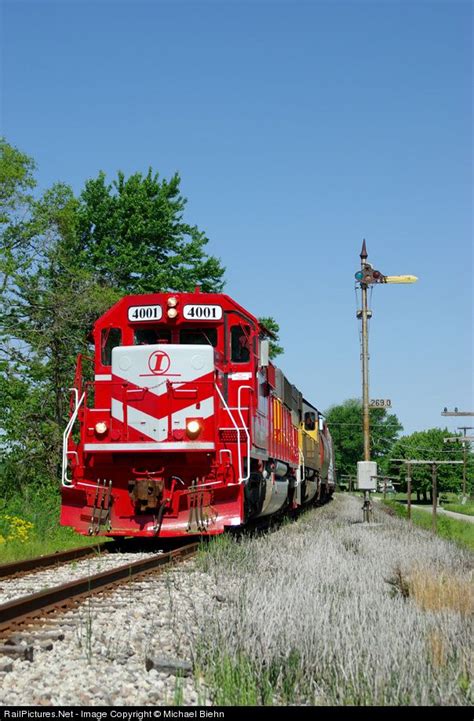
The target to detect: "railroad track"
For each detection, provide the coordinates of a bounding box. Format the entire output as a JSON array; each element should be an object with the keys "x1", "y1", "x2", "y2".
[
  {"x1": 0, "y1": 543, "x2": 110, "y2": 580},
  {"x1": 0, "y1": 543, "x2": 198, "y2": 641}
]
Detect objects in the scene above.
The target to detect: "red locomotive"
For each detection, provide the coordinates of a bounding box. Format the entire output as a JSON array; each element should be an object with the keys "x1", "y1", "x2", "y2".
[{"x1": 61, "y1": 290, "x2": 335, "y2": 537}]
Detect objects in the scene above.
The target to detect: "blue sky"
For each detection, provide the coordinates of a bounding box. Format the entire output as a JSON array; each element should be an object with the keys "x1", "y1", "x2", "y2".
[{"x1": 1, "y1": 0, "x2": 472, "y2": 436}]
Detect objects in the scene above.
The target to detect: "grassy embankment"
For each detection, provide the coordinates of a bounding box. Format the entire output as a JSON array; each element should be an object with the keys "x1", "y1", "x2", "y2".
[
  {"x1": 443, "y1": 502, "x2": 474, "y2": 517},
  {"x1": 191, "y1": 494, "x2": 473, "y2": 706},
  {"x1": 373, "y1": 491, "x2": 474, "y2": 516},
  {"x1": 0, "y1": 487, "x2": 100, "y2": 564},
  {"x1": 382, "y1": 499, "x2": 474, "y2": 551}
]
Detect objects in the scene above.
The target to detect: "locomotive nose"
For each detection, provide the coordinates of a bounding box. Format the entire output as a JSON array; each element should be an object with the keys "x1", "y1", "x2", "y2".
[{"x1": 110, "y1": 344, "x2": 215, "y2": 445}]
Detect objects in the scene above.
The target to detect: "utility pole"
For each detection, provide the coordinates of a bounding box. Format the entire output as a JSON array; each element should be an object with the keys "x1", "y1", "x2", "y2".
[
  {"x1": 340, "y1": 474, "x2": 356, "y2": 492},
  {"x1": 406, "y1": 462, "x2": 412, "y2": 520},
  {"x1": 392, "y1": 459, "x2": 463, "y2": 532},
  {"x1": 444, "y1": 427, "x2": 473, "y2": 500},
  {"x1": 441, "y1": 409, "x2": 473, "y2": 500},
  {"x1": 359, "y1": 240, "x2": 371, "y2": 462},
  {"x1": 458, "y1": 427, "x2": 472, "y2": 499},
  {"x1": 432, "y1": 463, "x2": 437, "y2": 532},
  {"x1": 354, "y1": 241, "x2": 417, "y2": 522},
  {"x1": 372, "y1": 475, "x2": 400, "y2": 500}
]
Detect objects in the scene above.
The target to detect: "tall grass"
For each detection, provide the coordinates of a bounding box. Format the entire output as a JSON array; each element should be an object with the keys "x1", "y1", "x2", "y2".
[{"x1": 194, "y1": 496, "x2": 473, "y2": 706}]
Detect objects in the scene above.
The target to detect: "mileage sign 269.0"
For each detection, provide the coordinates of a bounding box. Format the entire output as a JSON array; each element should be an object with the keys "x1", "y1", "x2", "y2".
[{"x1": 369, "y1": 399, "x2": 392, "y2": 408}]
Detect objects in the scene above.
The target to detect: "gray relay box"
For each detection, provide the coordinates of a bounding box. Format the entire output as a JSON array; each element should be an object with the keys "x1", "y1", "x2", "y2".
[{"x1": 357, "y1": 461, "x2": 378, "y2": 491}]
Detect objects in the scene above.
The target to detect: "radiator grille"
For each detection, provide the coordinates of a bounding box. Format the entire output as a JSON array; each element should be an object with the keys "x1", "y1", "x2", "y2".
[{"x1": 219, "y1": 429, "x2": 247, "y2": 443}]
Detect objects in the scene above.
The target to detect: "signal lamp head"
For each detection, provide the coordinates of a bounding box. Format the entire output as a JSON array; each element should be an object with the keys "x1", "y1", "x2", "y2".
[
  {"x1": 355, "y1": 271, "x2": 364, "y2": 281},
  {"x1": 167, "y1": 307, "x2": 178, "y2": 319},
  {"x1": 186, "y1": 419, "x2": 202, "y2": 439},
  {"x1": 167, "y1": 297, "x2": 178, "y2": 308},
  {"x1": 95, "y1": 421, "x2": 108, "y2": 435}
]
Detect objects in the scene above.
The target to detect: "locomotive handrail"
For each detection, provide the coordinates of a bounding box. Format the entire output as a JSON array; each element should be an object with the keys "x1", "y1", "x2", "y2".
[
  {"x1": 70, "y1": 388, "x2": 79, "y2": 410},
  {"x1": 237, "y1": 385, "x2": 253, "y2": 483},
  {"x1": 62, "y1": 389, "x2": 85, "y2": 487},
  {"x1": 214, "y1": 382, "x2": 247, "y2": 483},
  {"x1": 297, "y1": 448, "x2": 305, "y2": 504},
  {"x1": 299, "y1": 448, "x2": 305, "y2": 486}
]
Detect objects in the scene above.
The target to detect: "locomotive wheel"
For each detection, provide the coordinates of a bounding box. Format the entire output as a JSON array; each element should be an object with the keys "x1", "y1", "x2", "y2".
[{"x1": 244, "y1": 472, "x2": 266, "y2": 519}]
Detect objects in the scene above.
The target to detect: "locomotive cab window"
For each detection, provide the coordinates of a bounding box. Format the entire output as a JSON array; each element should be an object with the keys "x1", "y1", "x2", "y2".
[
  {"x1": 180, "y1": 328, "x2": 218, "y2": 347},
  {"x1": 231, "y1": 324, "x2": 251, "y2": 363},
  {"x1": 304, "y1": 411, "x2": 316, "y2": 431},
  {"x1": 134, "y1": 328, "x2": 171, "y2": 345},
  {"x1": 101, "y1": 328, "x2": 122, "y2": 366}
]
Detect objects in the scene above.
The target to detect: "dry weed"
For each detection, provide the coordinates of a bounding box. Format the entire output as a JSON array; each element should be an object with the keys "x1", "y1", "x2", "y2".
[
  {"x1": 428, "y1": 631, "x2": 447, "y2": 669},
  {"x1": 192, "y1": 494, "x2": 473, "y2": 705},
  {"x1": 408, "y1": 566, "x2": 473, "y2": 616}
]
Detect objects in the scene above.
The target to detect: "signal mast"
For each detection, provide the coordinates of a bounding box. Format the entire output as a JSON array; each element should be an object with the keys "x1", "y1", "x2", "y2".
[{"x1": 354, "y1": 240, "x2": 417, "y2": 521}]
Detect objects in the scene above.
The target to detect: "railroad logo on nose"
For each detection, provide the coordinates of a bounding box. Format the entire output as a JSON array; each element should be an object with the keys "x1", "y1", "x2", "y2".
[{"x1": 148, "y1": 350, "x2": 171, "y2": 375}]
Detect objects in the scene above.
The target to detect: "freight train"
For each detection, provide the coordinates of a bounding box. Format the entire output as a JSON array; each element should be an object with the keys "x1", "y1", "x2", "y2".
[{"x1": 61, "y1": 290, "x2": 335, "y2": 537}]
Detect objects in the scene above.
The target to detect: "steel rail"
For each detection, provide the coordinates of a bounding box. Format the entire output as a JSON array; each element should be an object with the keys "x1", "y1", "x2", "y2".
[
  {"x1": 0, "y1": 542, "x2": 198, "y2": 635},
  {"x1": 0, "y1": 543, "x2": 110, "y2": 580}
]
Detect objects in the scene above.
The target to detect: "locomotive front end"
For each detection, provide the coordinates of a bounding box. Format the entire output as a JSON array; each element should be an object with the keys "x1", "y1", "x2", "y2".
[
  {"x1": 60, "y1": 290, "x2": 333, "y2": 540},
  {"x1": 60, "y1": 292, "x2": 247, "y2": 538}
]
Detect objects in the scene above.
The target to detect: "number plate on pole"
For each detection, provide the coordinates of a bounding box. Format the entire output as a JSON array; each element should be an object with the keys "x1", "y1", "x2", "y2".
[{"x1": 369, "y1": 399, "x2": 392, "y2": 408}]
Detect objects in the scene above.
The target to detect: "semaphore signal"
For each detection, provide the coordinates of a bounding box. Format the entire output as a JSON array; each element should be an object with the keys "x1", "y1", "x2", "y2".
[{"x1": 355, "y1": 239, "x2": 418, "y2": 522}]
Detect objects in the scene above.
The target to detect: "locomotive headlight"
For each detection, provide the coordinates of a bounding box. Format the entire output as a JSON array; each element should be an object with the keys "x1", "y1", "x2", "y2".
[
  {"x1": 167, "y1": 307, "x2": 178, "y2": 319},
  {"x1": 95, "y1": 421, "x2": 108, "y2": 435},
  {"x1": 186, "y1": 419, "x2": 202, "y2": 439},
  {"x1": 167, "y1": 297, "x2": 178, "y2": 308}
]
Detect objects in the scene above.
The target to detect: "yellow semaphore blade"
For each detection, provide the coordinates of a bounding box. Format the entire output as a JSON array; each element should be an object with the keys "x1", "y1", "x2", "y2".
[{"x1": 384, "y1": 275, "x2": 418, "y2": 284}]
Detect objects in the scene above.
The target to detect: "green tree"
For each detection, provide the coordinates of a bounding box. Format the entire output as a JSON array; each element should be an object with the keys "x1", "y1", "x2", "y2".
[
  {"x1": 76, "y1": 169, "x2": 225, "y2": 294},
  {"x1": 258, "y1": 316, "x2": 284, "y2": 359},
  {"x1": 0, "y1": 179, "x2": 117, "y2": 495},
  {"x1": 0, "y1": 138, "x2": 40, "y2": 495},
  {"x1": 325, "y1": 398, "x2": 403, "y2": 479},
  {"x1": 0, "y1": 137, "x2": 37, "y2": 295},
  {"x1": 0, "y1": 150, "x2": 228, "y2": 498},
  {"x1": 386, "y1": 428, "x2": 468, "y2": 501}
]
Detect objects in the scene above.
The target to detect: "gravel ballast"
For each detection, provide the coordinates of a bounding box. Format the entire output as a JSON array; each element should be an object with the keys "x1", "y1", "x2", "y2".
[
  {"x1": 0, "y1": 494, "x2": 472, "y2": 706},
  {"x1": 0, "y1": 556, "x2": 210, "y2": 705}
]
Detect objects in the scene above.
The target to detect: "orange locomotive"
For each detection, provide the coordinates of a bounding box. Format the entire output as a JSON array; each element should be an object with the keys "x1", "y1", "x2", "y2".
[{"x1": 61, "y1": 290, "x2": 335, "y2": 537}]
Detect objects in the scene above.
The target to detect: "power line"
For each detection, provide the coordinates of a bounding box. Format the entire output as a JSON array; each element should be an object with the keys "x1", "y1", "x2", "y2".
[
  {"x1": 389, "y1": 445, "x2": 469, "y2": 455},
  {"x1": 328, "y1": 421, "x2": 401, "y2": 427}
]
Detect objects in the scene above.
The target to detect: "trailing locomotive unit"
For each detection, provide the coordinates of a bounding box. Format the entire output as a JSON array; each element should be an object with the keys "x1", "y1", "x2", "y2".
[{"x1": 61, "y1": 291, "x2": 335, "y2": 537}]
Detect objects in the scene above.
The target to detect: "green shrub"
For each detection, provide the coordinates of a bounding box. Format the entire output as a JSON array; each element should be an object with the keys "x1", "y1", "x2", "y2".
[{"x1": 0, "y1": 485, "x2": 98, "y2": 562}]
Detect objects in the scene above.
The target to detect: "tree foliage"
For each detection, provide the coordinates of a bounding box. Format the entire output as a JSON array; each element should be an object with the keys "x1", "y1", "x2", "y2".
[
  {"x1": 0, "y1": 137, "x2": 38, "y2": 295},
  {"x1": 0, "y1": 143, "x2": 227, "y2": 498},
  {"x1": 324, "y1": 398, "x2": 403, "y2": 479},
  {"x1": 0, "y1": 174, "x2": 115, "y2": 494},
  {"x1": 76, "y1": 170, "x2": 225, "y2": 294},
  {"x1": 258, "y1": 316, "x2": 284, "y2": 359}
]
